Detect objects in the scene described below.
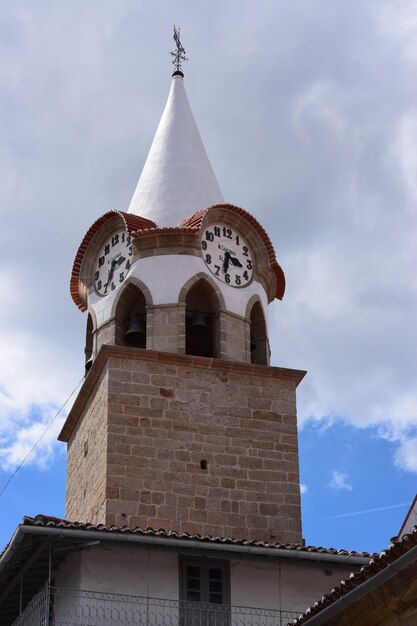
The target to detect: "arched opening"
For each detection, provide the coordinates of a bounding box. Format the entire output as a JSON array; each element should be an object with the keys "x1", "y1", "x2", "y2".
[
  {"x1": 249, "y1": 301, "x2": 268, "y2": 365},
  {"x1": 185, "y1": 279, "x2": 220, "y2": 358},
  {"x1": 115, "y1": 283, "x2": 147, "y2": 349},
  {"x1": 85, "y1": 314, "x2": 94, "y2": 372}
]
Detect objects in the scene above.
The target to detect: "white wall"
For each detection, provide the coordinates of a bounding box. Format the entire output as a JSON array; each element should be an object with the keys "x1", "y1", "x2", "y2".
[
  {"x1": 76, "y1": 545, "x2": 179, "y2": 599},
  {"x1": 55, "y1": 550, "x2": 83, "y2": 589},
  {"x1": 231, "y1": 556, "x2": 354, "y2": 614},
  {"x1": 54, "y1": 544, "x2": 358, "y2": 616},
  {"x1": 90, "y1": 254, "x2": 269, "y2": 331}
]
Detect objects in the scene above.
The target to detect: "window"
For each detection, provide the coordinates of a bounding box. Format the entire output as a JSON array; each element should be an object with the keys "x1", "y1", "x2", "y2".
[{"x1": 180, "y1": 558, "x2": 230, "y2": 626}]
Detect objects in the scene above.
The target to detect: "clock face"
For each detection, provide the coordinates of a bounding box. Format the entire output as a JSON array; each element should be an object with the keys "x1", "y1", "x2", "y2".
[
  {"x1": 94, "y1": 230, "x2": 133, "y2": 296},
  {"x1": 201, "y1": 224, "x2": 254, "y2": 287}
]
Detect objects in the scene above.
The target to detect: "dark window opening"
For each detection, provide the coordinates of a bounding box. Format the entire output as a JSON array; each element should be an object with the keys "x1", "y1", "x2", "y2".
[
  {"x1": 185, "y1": 280, "x2": 220, "y2": 358},
  {"x1": 85, "y1": 314, "x2": 94, "y2": 372},
  {"x1": 180, "y1": 558, "x2": 230, "y2": 626},
  {"x1": 249, "y1": 301, "x2": 268, "y2": 365},
  {"x1": 115, "y1": 284, "x2": 147, "y2": 349}
]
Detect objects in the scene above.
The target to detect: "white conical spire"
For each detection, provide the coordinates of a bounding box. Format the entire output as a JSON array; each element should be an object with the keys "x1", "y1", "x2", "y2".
[{"x1": 128, "y1": 73, "x2": 224, "y2": 226}]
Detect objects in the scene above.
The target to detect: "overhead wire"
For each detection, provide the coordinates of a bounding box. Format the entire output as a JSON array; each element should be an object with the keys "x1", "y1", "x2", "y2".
[{"x1": 0, "y1": 374, "x2": 85, "y2": 499}]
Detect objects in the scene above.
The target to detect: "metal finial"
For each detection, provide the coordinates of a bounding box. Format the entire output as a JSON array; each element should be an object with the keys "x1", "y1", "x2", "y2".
[{"x1": 170, "y1": 26, "x2": 188, "y2": 76}]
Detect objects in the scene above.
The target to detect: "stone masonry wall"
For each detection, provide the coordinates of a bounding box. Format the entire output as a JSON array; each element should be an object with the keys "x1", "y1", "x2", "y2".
[
  {"x1": 147, "y1": 304, "x2": 186, "y2": 354},
  {"x1": 62, "y1": 347, "x2": 304, "y2": 543},
  {"x1": 217, "y1": 311, "x2": 248, "y2": 363},
  {"x1": 65, "y1": 368, "x2": 109, "y2": 524},
  {"x1": 92, "y1": 305, "x2": 255, "y2": 365}
]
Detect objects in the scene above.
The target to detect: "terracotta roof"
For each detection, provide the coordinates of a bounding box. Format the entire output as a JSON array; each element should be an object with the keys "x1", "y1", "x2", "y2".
[
  {"x1": 21, "y1": 515, "x2": 374, "y2": 559},
  {"x1": 70, "y1": 210, "x2": 157, "y2": 311},
  {"x1": 179, "y1": 207, "x2": 207, "y2": 228},
  {"x1": 290, "y1": 525, "x2": 417, "y2": 625},
  {"x1": 130, "y1": 225, "x2": 199, "y2": 237}
]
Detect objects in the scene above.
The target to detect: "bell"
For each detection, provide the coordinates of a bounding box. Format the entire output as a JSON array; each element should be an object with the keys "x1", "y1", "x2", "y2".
[
  {"x1": 250, "y1": 336, "x2": 257, "y2": 351},
  {"x1": 190, "y1": 311, "x2": 209, "y2": 336},
  {"x1": 125, "y1": 314, "x2": 146, "y2": 344}
]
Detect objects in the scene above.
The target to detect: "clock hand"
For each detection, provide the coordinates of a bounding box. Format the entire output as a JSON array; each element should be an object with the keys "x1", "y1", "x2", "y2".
[
  {"x1": 229, "y1": 257, "x2": 243, "y2": 268},
  {"x1": 116, "y1": 256, "x2": 125, "y2": 266},
  {"x1": 104, "y1": 259, "x2": 117, "y2": 293},
  {"x1": 223, "y1": 251, "x2": 230, "y2": 273}
]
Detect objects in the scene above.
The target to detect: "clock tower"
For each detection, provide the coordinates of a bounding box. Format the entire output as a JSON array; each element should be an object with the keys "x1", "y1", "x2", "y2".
[{"x1": 60, "y1": 38, "x2": 305, "y2": 544}]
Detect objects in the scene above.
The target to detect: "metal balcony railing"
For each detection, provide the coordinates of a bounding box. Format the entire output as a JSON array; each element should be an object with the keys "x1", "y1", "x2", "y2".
[{"x1": 12, "y1": 586, "x2": 302, "y2": 626}]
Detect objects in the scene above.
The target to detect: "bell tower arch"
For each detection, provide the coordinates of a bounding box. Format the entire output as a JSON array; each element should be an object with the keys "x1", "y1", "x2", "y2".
[
  {"x1": 180, "y1": 274, "x2": 224, "y2": 359},
  {"x1": 246, "y1": 296, "x2": 269, "y2": 366},
  {"x1": 114, "y1": 282, "x2": 148, "y2": 349}
]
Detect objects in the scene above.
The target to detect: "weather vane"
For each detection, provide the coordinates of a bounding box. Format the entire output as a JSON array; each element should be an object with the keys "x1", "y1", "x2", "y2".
[{"x1": 170, "y1": 26, "x2": 188, "y2": 75}]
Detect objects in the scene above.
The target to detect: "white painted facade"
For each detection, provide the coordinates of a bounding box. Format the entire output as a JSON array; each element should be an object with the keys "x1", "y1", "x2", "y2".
[
  {"x1": 55, "y1": 544, "x2": 358, "y2": 616},
  {"x1": 128, "y1": 75, "x2": 224, "y2": 227}
]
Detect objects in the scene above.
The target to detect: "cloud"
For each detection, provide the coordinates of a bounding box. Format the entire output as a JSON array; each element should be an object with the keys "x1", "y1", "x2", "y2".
[
  {"x1": 376, "y1": 0, "x2": 417, "y2": 65},
  {"x1": 394, "y1": 437, "x2": 417, "y2": 473},
  {"x1": 392, "y1": 111, "x2": 417, "y2": 204},
  {"x1": 268, "y1": 0, "x2": 417, "y2": 474},
  {"x1": 0, "y1": 0, "x2": 416, "y2": 482},
  {"x1": 0, "y1": 412, "x2": 65, "y2": 474},
  {"x1": 300, "y1": 484, "x2": 308, "y2": 495},
  {"x1": 329, "y1": 471, "x2": 352, "y2": 492},
  {"x1": 292, "y1": 80, "x2": 348, "y2": 143},
  {"x1": 0, "y1": 325, "x2": 82, "y2": 471},
  {"x1": 0, "y1": 268, "x2": 83, "y2": 470}
]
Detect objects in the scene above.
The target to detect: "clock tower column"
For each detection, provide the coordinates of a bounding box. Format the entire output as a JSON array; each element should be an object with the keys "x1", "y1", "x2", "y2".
[{"x1": 61, "y1": 49, "x2": 305, "y2": 544}]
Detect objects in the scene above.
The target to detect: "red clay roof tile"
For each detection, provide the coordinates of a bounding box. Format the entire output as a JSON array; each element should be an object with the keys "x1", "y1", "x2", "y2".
[
  {"x1": 23, "y1": 514, "x2": 374, "y2": 559},
  {"x1": 290, "y1": 525, "x2": 417, "y2": 625}
]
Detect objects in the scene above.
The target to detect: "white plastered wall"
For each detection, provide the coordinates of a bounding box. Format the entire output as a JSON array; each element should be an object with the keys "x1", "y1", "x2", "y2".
[
  {"x1": 55, "y1": 546, "x2": 357, "y2": 616},
  {"x1": 89, "y1": 254, "x2": 269, "y2": 332},
  {"x1": 56, "y1": 546, "x2": 178, "y2": 599},
  {"x1": 230, "y1": 557, "x2": 353, "y2": 612}
]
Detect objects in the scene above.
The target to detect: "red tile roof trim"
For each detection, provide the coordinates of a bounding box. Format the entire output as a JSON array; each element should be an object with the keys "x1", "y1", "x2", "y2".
[
  {"x1": 290, "y1": 525, "x2": 417, "y2": 625},
  {"x1": 180, "y1": 204, "x2": 286, "y2": 300},
  {"x1": 23, "y1": 515, "x2": 374, "y2": 559},
  {"x1": 70, "y1": 210, "x2": 157, "y2": 311},
  {"x1": 130, "y1": 226, "x2": 200, "y2": 238},
  {"x1": 71, "y1": 204, "x2": 285, "y2": 311}
]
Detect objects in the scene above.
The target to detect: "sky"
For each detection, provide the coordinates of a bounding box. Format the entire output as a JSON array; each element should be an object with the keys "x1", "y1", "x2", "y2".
[{"x1": 0, "y1": 1, "x2": 416, "y2": 554}]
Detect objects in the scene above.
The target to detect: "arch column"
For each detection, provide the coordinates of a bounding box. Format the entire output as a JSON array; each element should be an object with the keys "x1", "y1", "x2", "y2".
[
  {"x1": 146, "y1": 303, "x2": 186, "y2": 354},
  {"x1": 217, "y1": 310, "x2": 249, "y2": 362}
]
